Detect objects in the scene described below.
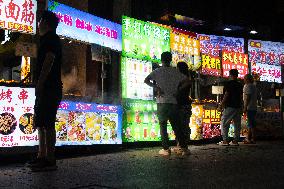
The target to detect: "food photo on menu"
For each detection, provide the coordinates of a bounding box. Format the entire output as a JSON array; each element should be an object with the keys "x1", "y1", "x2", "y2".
[
  {"x1": 67, "y1": 111, "x2": 86, "y2": 142},
  {"x1": 19, "y1": 113, "x2": 36, "y2": 134},
  {"x1": 55, "y1": 110, "x2": 69, "y2": 141},
  {"x1": 85, "y1": 112, "x2": 102, "y2": 142},
  {"x1": 0, "y1": 112, "x2": 17, "y2": 135}
]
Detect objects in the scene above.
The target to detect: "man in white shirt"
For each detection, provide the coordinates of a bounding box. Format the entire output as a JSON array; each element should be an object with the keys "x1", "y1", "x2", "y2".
[
  {"x1": 243, "y1": 74, "x2": 258, "y2": 144},
  {"x1": 144, "y1": 52, "x2": 189, "y2": 156}
]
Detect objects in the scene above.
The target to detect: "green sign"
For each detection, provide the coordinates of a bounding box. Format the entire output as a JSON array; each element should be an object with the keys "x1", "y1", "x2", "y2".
[
  {"x1": 122, "y1": 16, "x2": 171, "y2": 63},
  {"x1": 122, "y1": 99, "x2": 174, "y2": 142}
]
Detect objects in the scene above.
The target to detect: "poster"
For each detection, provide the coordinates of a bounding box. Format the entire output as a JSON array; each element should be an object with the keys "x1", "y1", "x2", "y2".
[
  {"x1": 121, "y1": 56, "x2": 153, "y2": 100},
  {"x1": 249, "y1": 40, "x2": 283, "y2": 83},
  {"x1": 222, "y1": 51, "x2": 248, "y2": 79},
  {"x1": 189, "y1": 104, "x2": 203, "y2": 140},
  {"x1": 201, "y1": 54, "x2": 222, "y2": 76},
  {"x1": 48, "y1": 1, "x2": 122, "y2": 51},
  {"x1": 170, "y1": 28, "x2": 201, "y2": 70},
  {"x1": 0, "y1": 0, "x2": 37, "y2": 34},
  {"x1": 0, "y1": 86, "x2": 36, "y2": 147},
  {"x1": 202, "y1": 105, "x2": 221, "y2": 139},
  {"x1": 55, "y1": 101, "x2": 122, "y2": 145},
  {"x1": 122, "y1": 16, "x2": 170, "y2": 63},
  {"x1": 122, "y1": 99, "x2": 175, "y2": 142}
]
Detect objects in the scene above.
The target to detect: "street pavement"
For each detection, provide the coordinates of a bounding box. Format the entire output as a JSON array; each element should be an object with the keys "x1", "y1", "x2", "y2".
[{"x1": 1, "y1": 140, "x2": 284, "y2": 189}]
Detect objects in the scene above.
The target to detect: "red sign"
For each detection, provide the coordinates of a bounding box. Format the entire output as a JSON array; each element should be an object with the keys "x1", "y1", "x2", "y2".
[{"x1": 222, "y1": 51, "x2": 248, "y2": 79}]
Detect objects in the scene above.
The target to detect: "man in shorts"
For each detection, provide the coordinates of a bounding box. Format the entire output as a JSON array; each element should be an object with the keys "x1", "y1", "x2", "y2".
[{"x1": 27, "y1": 11, "x2": 62, "y2": 171}]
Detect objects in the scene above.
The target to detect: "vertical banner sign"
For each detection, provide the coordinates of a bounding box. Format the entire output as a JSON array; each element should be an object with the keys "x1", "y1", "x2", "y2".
[
  {"x1": 122, "y1": 16, "x2": 170, "y2": 63},
  {"x1": 0, "y1": 0, "x2": 37, "y2": 34},
  {"x1": 248, "y1": 40, "x2": 283, "y2": 83},
  {"x1": 48, "y1": 1, "x2": 122, "y2": 51},
  {"x1": 198, "y1": 34, "x2": 244, "y2": 76},
  {"x1": 170, "y1": 28, "x2": 201, "y2": 70},
  {"x1": 222, "y1": 51, "x2": 248, "y2": 79},
  {"x1": 0, "y1": 86, "x2": 37, "y2": 147}
]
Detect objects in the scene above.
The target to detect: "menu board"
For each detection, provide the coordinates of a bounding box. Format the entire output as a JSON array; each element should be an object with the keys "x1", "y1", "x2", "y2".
[
  {"x1": 56, "y1": 101, "x2": 122, "y2": 145},
  {"x1": 122, "y1": 99, "x2": 174, "y2": 142},
  {"x1": 222, "y1": 51, "x2": 249, "y2": 79},
  {"x1": 249, "y1": 40, "x2": 283, "y2": 83},
  {"x1": 0, "y1": 0, "x2": 37, "y2": 34},
  {"x1": 0, "y1": 86, "x2": 36, "y2": 147},
  {"x1": 170, "y1": 28, "x2": 201, "y2": 70},
  {"x1": 122, "y1": 16, "x2": 170, "y2": 62},
  {"x1": 198, "y1": 34, "x2": 244, "y2": 76},
  {"x1": 48, "y1": 1, "x2": 122, "y2": 51},
  {"x1": 121, "y1": 56, "x2": 153, "y2": 100}
]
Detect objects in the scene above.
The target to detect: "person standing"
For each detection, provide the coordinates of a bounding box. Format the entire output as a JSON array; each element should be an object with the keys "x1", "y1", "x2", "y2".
[
  {"x1": 217, "y1": 69, "x2": 242, "y2": 146},
  {"x1": 27, "y1": 11, "x2": 62, "y2": 171},
  {"x1": 243, "y1": 74, "x2": 257, "y2": 144},
  {"x1": 171, "y1": 61, "x2": 192, "y2": 153},
  {"x1": 144, "y1": 52, "x2": 189, "y2": 156}
]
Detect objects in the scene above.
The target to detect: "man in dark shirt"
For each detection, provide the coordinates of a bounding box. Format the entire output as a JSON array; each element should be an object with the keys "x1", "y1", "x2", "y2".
[
  {"x1": 28, "y1": 11, "x2": 62, "y2": 171},
  {"x1": 217, "y1": 69, "x2": 242, "y2": 146}
]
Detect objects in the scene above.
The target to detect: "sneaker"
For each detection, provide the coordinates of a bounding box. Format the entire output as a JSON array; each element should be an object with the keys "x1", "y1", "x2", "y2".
[
  {"x1": 177, "y1": 148, "x2": 191, "y2": 156},
  {"x1": 229, "y1": 141, "x2": 239, "y2": 146},
  {"x1": 170, "y1": 146, "x2": 182, "y2": 153},
  {"x1": 217, "y1": 141, "x2": 229, "y2": 146},
  {"x1": 158, "y1": 149, "x2": 171, "y2": 156},
  {"x1": 30, "y1": 159, "x2": 57, "y2": 172}
]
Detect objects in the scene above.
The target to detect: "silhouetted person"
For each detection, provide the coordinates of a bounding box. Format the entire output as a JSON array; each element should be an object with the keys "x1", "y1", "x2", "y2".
[
  {"x1": 27, "y1": 11, "x2": 62, "y2": 171},
  {"x1": 217, "y1": 69, "x2": 242, "y2": 146}
]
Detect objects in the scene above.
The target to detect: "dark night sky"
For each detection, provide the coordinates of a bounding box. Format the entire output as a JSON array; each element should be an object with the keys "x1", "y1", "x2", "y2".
[{"x1": 89, "y1": 0, "x2": 284, "y2": 42}]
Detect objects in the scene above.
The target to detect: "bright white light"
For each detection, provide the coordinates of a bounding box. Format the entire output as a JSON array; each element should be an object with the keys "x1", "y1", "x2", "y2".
[
  {"x1": 224, "y1": 28, "x2": 232, "y2": 31},
  {"x1": 68, "y1": 41, "x2": 72, "y2": 44},
  {"x1": 250, "y1": 30, "x2": 258, "y2": 34}
]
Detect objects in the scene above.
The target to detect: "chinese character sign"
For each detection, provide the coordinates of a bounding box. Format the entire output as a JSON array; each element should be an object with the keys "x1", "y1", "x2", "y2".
[
  {"x1": 122, "y1": 16, "x2": 170, "y2": 63},
  {"x1": 251, "y1": 63, "x2": 281, "y2": 83},
  {"x1": 201, "y1": 54, "x2": 222, "y2": 76},
  {"x1": 121, "y1": 56, "x2": 153, "y2": 100},
  {"x1": 48, "y1": 1, "x2": 122, "y2": 51},
  {"x1": 198, "y1": 34, "x2": 244, "y2": 57},
  {"x1": 248, "y1": 40, "x2": 284, "y2": 66},
  {"x1": 0, "y1": 86, "x2": 37, "y2": 147},
  {"x1": 0, "y1": 0, "x2": 37, "y2": 34},
  {"x1": 170, "y1": 28, "x2": 201, "y2": 70},
  {"x1": 222, "y1": 51, "x2": 248, "y2": 79},
  {"x1": 249, "y1": 40, "x2": 283, "y2": 83}
]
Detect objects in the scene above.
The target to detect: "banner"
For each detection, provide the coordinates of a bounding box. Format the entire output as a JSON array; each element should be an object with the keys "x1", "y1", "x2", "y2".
[
  {"x1": 222, "y1": 51, "x2": 248, "y2": 79},
  {"x1": 0, "y1": 0, "x2": 37, "y2": 34},
  {"x1": 122, "y1": 16, "x2": 170, "y2": 63},
  {"x1": 48, "y1": 1, "x2": 122, "y2": 51}
]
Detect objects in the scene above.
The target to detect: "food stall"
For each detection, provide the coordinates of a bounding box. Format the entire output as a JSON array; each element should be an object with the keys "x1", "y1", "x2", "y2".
[
  {"x1": 121, "y1": 16, "x2": 175, "y2": 142},
  {"x1": 0, "y1": 0, "x2": 38, "y2": 147},
  {"x1": 249, "y1": 39, "x2": 283, "y2": 138}
]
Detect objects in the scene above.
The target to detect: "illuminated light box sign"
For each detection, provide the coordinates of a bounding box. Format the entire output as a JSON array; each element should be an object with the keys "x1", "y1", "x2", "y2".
[
  {"x1": 0, "y1": 0, "x2": 37, "y2": 34},
  {"x1": 170, "y1": 28, "x2": 201, "y2": 70},
  {"x1": 248, "y1": 40, "x2": 284, "y2": 66},
  {"x1": 122, "y1": 16, "x2": 170, "y2": 63},
  {"x1": 121, "y1": 56, "x2": 153, "y2": 100},
  {"x1": 0, "y1": 86, "x2": 36, "y2": 147},
  {"x1": 202, "y1": 106, "x2": 221, "y2": 139},
  {"x1": 222, "y1": 51, "x2": 248, "y2": 79},
  {"x1": 122, "y1": 99, "x2": 174, "y2": 142},
  {"x1": 189, "y1": 104, "x2": 203, "y2": 140},
  {"x1": 55, "y1": 101, "x2": 122, "y2": 145},
  {"x1": 251, "y1": 63, "x2": 281, "y2": 83},
  {"x1": 201, "y1": 54, "x2": 222, "y2": 76},
  {"x1": 249, "y1": 40, "x2": 283, "y2": 83},
  {"x1": 198, "y1": 34, "x2": 244, "y2": 57},
  {"x1": 48, "y1": 1, "x2": 122, "y2": 51}
]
